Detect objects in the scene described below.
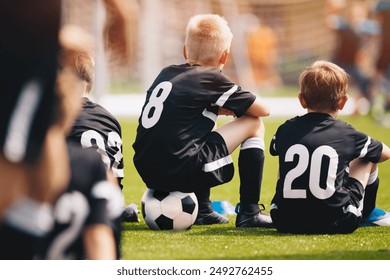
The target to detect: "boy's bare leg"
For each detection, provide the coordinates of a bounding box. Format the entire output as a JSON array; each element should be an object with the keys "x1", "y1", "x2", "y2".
[
  {"x1": 194, "y1": 116, "x2": 263, "y2": 225},
  {"x1": 216, "y1": 115, "x2": 263, "y2": 154},
  {"x1": 348, "y1": 158, "x2": 373, "y2": 188},
  {"x1": 216, "y1": 116, "x2": 273, "y2": 228},
  {"x1": 348, "y1": 159, "x2": 390, "y2": 226},
  {"x1": 348, "y1": 159, "x2": 376, "y2": 217}
]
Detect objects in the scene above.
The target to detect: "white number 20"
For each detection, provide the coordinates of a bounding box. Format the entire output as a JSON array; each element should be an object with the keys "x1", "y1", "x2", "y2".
[
  {"x1": 141, "y1": 81, "x2": 172, "y2": 129},
  {"x1": 283, "y1": 144, "x2": 338, "y2": 200}
]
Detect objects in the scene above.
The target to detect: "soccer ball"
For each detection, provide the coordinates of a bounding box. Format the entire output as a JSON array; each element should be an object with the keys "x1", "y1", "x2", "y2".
[{"x1": 141, "y1": 189, "x2": 198, "y2": 231}]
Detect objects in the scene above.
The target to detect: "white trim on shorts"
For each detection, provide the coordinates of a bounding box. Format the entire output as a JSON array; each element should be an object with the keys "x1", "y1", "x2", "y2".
[{"x1": 202, "y1": 155, "x2": 233, "y2": 172}]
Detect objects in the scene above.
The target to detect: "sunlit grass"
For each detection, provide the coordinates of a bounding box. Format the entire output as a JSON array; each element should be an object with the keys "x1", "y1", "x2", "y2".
[{"x1": 119, "y1": 113, "x2": 390, "y2": 260}]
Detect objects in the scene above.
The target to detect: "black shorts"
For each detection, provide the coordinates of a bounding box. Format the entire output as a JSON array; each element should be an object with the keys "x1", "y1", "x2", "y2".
[
  {"x1": 197, "y1": 131, "x2": 234, "y2": 188},
  {"x1": 148, "y1": 131, "x2": 234, "y2": 193},
  {"x1": 271, "y1": 178, "x2": 365, "y2": 234}
]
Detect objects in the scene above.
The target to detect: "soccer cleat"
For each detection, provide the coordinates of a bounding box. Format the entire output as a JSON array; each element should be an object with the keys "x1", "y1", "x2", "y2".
[
  {"x1": 360, "y1": 208, "x2": 390, "y2": 227},
  {"x1": 122, "y1": 203, "x2": 140, "y2": 222},
  {"x1": 235, "y1": 203, "x2": 274, "y2": 228},
  {"x1": 194, "y1": 211, "x2": 229, "y2": 225}
]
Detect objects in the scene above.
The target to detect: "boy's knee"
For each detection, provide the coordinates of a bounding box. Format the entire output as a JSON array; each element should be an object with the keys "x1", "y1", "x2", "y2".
[
  {"x1": 349, "y1": 158, "x2": 374, "y2": 187},
  {"x1": 249, "y1": 117, "x2": 264, "y2": 138},
  {"x1": 241, "y1": 115, "x2": 262, "y2": 131}
]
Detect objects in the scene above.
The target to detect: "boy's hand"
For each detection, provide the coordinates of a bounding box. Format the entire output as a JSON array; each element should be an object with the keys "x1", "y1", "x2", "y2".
[{"x1": 218, "y1": 107, "x2": 236, "y2": 117}]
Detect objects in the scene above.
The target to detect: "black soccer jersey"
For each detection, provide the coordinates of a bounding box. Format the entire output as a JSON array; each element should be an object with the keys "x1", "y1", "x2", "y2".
[
  {"x1": 133, "y1": 63, "x2": 256, "y2": 189},
  {"x1": 0, "y1": 197, "x2": 54, "y2": 260},
  {"x1": 270, "y1": 112, "x2": 383, "y2": 218},
  {"x1": 68, "y1": 98, "x2": 124, "y2": 189},
  {"x1": 38, "y1": 144, "x2": 123, "y2": 259},
  {"x1": 0, "y1": 0, "x2": 61, "y2": 164}
]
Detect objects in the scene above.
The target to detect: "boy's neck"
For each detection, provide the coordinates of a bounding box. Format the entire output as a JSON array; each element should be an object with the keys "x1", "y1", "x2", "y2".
[
  {"x1": 307, "y1": 108, "x2": 339, "y2": 119},
  {"x1": 187, "y1": 60, "x2": 222, "y2": 69}
]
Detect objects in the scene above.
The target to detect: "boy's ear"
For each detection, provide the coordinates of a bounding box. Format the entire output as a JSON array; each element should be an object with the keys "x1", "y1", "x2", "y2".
[
  {"x1": 338, "y1": 94, "x2": 349, "y2": 110},
  {"x1": 219, "y1": 50, "x2": 229, "y2": 65},
  {"x1": 298, "y1": 93, "x2": 307, "y2": 109},
  {"x1": 183, "y1": 46, "x2": 187, "y2": 60}
]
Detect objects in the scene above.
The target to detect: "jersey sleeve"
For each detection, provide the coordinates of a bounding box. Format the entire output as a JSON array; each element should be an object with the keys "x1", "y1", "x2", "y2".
[
  {"x1": 270, "y1": 134, "x2": 278, "y2": 156},
  {"x1": 88, "y1": 180, "x2": 124, "y2": 227},
  {"x1": 205, "y1": 72, "x2": 256, "y2": 118},
  {"x1": 354, "y1": 130, "x2": 383, "y2": 163}
]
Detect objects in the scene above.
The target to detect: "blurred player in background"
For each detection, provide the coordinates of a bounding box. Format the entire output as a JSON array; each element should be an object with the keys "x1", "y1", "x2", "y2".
[
  {"x1": 66, "y1": 46, "x2": 139, "y2": 223},
  {"x1": 0, "y1": 0, "x2": 69, "y2": 259},
  {"x1": 34, "y1": 31, "x2": 124, "y2": 260},
  {"x1": 372, "y1": 0, "x2": 390, "y2": 125},
  {"x1": 0, "y1": 0, "x2": 133, "y2": 259},
  {"x1": 38, "y1": 143, "x2": 123, "y2": 259},
  {"x1": 327, "y1": 0, "x2": 373, "y2": 115}
]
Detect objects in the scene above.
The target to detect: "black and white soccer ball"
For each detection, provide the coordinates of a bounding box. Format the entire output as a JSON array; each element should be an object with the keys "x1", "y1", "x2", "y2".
[{"x1": 141, "y1": 189, "x2": 198, "y2": 231}]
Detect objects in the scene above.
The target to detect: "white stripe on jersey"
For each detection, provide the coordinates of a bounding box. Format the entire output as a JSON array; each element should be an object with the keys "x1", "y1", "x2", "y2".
[
  {"x1": 202, "y1": 108, "x2": 217, "y2": 123},
  {"x1": 271, "y1": 135, "x2": 277, "y2": 153},
  {"x1": 358, "y1": 136, "x2": 371, "y2": 158},
  {"x1": 241, "y1": 137, "x2": 265, "y2": 150},
  {"x1": 4, "y1": 80, "x2": 42, "y2": 162},
  {"x1": 4, "y1": 197, "x2": 54, "y2": 237},
  {"x1": 202, "y1": 155, "x2": 233, "y2": 172},
  {"x1": 215, "y1": 85, "x2": 238, "y2": 107}
]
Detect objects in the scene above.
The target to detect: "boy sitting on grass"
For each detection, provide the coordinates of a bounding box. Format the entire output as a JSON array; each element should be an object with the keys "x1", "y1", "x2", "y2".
[{"x1": 270, "y1": 60, "x2": 390, "y2": 234}]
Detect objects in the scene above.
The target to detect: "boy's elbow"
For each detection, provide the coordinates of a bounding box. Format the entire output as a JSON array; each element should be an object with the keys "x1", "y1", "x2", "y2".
[{"x1": 256, "y1": 105, "x2": 270, "y2": 117}]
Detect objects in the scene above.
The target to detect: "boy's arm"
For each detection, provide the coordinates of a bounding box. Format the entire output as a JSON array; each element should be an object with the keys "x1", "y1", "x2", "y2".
[
  {"x1": 379, "y1": 142, "x2": 390, "y2": 162},
  {"x1": 83, "y1": 224, "x2": 117, "y2": 259},
  {"x1": 244, "y1": 97, "x2": 270, "y2": 117}
]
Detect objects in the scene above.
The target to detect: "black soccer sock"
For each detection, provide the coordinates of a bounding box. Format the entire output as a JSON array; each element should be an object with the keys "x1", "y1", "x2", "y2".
[
  {"x1": 195, "y1": 188, "x2": 213, "y2": 213},
  {"x1": 238, "y1": 138, "x2": 265, "y2": 215},
  {"x1": 362, "y1": 177, "x2": 379, "y2": 219}
]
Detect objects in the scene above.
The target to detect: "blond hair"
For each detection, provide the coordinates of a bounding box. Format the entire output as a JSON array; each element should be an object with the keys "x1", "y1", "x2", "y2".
[
  {"x1": 299, "y1": 60, "x2": 349, "y2": 112},
  {"x1": 184, "y1": 14, "x2": 233, "y2": 65}
]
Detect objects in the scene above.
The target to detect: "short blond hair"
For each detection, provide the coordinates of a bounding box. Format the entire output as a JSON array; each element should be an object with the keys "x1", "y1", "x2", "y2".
[
  {"x1": 184, "y1": 14, "x2": 233, "y2": 65},
  {"x1": 299, "y1": 60, "x2": 349, "y2": 112}
]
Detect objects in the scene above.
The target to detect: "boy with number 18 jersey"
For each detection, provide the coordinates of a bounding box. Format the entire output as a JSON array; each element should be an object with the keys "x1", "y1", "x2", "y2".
[{"x1": 133, "y1": 14, "x2": 272, "y2": 228}]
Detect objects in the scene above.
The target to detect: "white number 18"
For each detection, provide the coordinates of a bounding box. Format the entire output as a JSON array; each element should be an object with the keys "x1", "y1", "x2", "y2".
[{"x1": 141, "y1": 81, "x2": 172, "y2": 129}]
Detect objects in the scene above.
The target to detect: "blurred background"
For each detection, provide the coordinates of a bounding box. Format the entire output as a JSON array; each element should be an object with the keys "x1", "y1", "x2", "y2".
[{"x1": 62, "y1": 0, "x2": 389, "y2": 119}]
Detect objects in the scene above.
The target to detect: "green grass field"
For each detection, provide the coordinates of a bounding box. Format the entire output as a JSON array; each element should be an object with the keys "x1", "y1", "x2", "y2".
[{"x1": 119, "y1": 114, "x2": 390, "y2": 260}]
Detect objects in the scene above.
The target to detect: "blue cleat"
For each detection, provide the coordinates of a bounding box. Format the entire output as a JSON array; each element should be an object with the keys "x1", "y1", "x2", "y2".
[{"x1": 360, "y1": 208, "x2": 390, "y2": 226}]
